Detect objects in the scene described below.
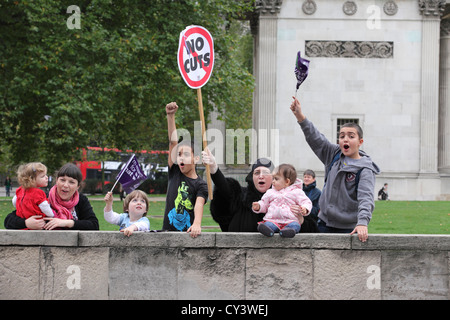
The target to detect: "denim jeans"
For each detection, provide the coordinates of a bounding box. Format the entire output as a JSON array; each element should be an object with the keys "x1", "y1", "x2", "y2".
[
  {"x1": 317, "y1": 219, "x2": 353, "y2": 234},
  {"x1": 263, "y1": 221, "x2": 301, "y2": 233}
]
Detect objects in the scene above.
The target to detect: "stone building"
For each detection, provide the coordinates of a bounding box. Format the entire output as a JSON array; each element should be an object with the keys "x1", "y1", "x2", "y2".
[{"x1": 247, "y1": 0, "x2": 450, "y2": 200}]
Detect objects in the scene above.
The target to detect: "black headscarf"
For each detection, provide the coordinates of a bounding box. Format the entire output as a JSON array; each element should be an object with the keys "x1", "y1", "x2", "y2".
[
  {"x1": 244, "y1": 158, "x2": 274, "y2": 209},
  {"x1": 245, "y1": 158, "x2": 274, "y2": 185}
]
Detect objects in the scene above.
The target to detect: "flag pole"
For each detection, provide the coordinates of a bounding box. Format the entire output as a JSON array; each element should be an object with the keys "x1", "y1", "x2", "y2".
[
  {"x1": 197, "y1": 88, "x2": 213, "y2": 200},
  {"x1": 110, "y1": 179, "x2": 120, "y2": 193}
]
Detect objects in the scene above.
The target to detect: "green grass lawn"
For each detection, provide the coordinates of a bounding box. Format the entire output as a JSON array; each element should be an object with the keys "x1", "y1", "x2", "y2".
[
  {"x1": 0, "y1": 196, "x2": 449, "y2": 234},
  {"x1": 369, "y1": 200, "x2": 449, "y2": 234}
]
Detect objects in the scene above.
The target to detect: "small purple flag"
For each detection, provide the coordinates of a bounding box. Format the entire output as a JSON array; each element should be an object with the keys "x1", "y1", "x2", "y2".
[
  {"x1": 115, "y1": 154, "x2": 147, "y2": 193},
  {"x1": 295, "y1": 51, "x2": 310, "y2": 94}
]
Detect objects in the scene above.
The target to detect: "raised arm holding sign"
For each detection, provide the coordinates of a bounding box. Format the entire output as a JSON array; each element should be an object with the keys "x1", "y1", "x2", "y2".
[{"x1": 177, "y1": 25, "x2": 215, "y2": 200}]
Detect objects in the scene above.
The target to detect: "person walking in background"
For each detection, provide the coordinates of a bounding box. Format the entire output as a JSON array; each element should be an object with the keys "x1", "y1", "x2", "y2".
[
  {"x1": 4, "y1": 176, "x2": 12, "y2": 197},
  {"x1": 378, "y1": 183, "x2": 389, "y2": 200}
]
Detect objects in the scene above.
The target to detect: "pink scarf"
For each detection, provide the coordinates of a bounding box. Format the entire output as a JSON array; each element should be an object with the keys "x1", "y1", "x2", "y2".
[{"x1": 48, "y1": 185, "x2": 79, "y2": 220}]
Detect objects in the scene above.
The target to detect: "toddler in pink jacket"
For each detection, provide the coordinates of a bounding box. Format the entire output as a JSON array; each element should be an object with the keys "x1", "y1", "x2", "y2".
[{"x1": 252, "y1": 164, "x2": 312, "y2": 238}]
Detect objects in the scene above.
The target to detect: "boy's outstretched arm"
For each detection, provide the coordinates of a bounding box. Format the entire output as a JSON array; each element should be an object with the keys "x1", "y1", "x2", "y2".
[
  {"x1": 290, "y1": 96, "x2": 306, "y2": 122},
  {"x1": 166, "y1": 102, "x2": 178, "y2": 168},
  {"x1": 291, "y1": 96, "x2": 338, "y2": 164},
  {"x1": 187, "y1": 196, "x2": 206, "y2": 238}
]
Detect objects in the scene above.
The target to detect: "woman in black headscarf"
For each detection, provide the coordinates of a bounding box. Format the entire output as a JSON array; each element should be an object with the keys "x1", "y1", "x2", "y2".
[{"x1": 202, "y1": 149, "x2": 318, "y2": 233}]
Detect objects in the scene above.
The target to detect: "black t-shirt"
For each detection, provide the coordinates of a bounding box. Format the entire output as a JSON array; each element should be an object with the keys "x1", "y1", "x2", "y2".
[{"x1": 163, "y1": 164, "x2": 208, "y2": 231}]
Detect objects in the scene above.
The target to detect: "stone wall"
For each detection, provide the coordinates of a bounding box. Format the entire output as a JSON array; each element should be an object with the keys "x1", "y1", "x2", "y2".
[{"x1": 0, "y1": 230, "x2": 449, "y2": 300}]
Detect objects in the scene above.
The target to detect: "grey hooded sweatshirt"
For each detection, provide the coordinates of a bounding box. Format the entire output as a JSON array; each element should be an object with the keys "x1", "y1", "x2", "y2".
[{"x1": 299, "y1": 118, "x2": 380, "y2": 229}]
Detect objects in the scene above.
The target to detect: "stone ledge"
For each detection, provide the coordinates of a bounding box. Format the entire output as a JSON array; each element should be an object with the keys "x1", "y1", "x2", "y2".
[
  {"x1": 215, "y1": 232, "x2": 352, "y2": 249},
  {"x1": 1, "y1": 230, "x2": 449, "y2": 251},
  {"x1": 78, "y1": 231, "x2": 216, "y2": 248},
  {"x1": 351, "y1": 233, "x2": 450, "y2": 251},
  {"x1": 0, "y1": 230, "x2": 79, "y2": 247}
]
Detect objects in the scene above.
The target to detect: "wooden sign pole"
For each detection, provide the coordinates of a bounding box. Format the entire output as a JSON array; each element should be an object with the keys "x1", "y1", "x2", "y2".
[{"x1": 197, "y1": 88, "x2": 213, "y2": 200}]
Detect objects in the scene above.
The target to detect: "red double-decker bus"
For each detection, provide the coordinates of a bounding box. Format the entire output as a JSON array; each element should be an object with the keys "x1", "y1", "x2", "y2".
[{"x1": 75, "y1": 147, "x2": 169, "y2": 193}]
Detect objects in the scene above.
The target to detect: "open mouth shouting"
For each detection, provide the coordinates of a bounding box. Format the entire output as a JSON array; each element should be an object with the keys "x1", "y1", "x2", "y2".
[
  {"x1": 255, "y1": 179, "x2": 271, "y2": 193},
  {"x1": 252, "y1": 167, "x2": 273, "y2": 193},
  {"x1": 339, "y1": 127, "x2": 363, "y2": 159}
]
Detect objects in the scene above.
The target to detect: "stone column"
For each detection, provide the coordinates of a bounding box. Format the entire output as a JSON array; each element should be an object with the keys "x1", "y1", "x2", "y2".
[
  {"x1": 418, "y1": 0, "x2": 445, "y2": 174},
  {"x1": 207, "y1": 108, "x2": 226, "y2": 169},
  {"x1": 439, "y1": 17, "x2": 450, "y2": 173},
  {"x1": 252, "y1": 0, "x2": 282, "y2": 164}
]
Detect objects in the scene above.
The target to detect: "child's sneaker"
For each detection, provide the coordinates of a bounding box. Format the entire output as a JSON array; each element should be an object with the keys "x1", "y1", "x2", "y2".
[
  {"x1": 257, "y1": 223, "x2": 274, "y2": 237},
  {"x1": 279, "y1": 227, "x2": 296, "y2": 238}
]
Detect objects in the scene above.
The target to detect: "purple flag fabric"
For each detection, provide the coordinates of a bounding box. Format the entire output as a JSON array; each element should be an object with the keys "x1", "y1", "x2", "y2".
[
  {"x1": 117, "y1": 154, "x2": 147, "y2": 193},
  {"x1": 295, "y1": 51, "x2": 310, "y2": 91}
]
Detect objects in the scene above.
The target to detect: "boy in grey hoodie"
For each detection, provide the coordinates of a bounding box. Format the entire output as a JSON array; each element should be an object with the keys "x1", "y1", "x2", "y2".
[{"x1": 290, "y1": 96, "x2": 380, "y2": 242}]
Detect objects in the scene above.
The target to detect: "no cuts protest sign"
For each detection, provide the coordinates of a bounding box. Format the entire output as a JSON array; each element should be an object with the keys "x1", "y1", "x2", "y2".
[
  {"x1": 177, "y1": 25, "x2": 214, "y2": 89},
  {"x1": 177, "y1": 25, "x2": 215, "y2": 199}
]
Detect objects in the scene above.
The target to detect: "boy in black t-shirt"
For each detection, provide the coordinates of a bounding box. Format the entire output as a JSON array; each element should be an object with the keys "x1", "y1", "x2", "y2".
[{"x1": 163, "y1": 102, "x2": 208, "y2": 238}]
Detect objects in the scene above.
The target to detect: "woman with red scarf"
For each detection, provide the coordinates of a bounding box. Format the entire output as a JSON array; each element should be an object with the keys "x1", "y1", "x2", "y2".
[{"x1": 4, "y1": 163, "x2": 99, "y2": 230}]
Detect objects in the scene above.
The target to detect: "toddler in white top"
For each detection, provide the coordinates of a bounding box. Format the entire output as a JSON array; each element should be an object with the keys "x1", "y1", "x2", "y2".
[
  {"x1": 252, "y1": 164, "x2": 312, "y2": 238},
  {"x1": 104, "y1": 189, "x2": 150, "y2": 236}
]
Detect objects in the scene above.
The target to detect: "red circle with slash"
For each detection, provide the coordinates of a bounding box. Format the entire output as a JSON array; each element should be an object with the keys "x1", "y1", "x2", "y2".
[{"x1": 177, "y1": 25, "x2": 214, "y2": 89}]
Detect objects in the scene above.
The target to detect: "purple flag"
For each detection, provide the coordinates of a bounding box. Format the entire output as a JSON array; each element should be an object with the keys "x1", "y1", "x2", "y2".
[
  {"x1": 116, "y1": 154, "x2": 147, "y2": 193},
  {"x1": 295, "y1": 51, "x2": 310, "y2": 93}
]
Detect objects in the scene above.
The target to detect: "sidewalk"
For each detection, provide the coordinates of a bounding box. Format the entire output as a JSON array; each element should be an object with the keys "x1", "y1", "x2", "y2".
[
  {"x1": 87, "y1": 196, "x2": 166, "y2": 202},
  {"x1": 0, "y1": 190, "x2": 13, "y2": 197}
]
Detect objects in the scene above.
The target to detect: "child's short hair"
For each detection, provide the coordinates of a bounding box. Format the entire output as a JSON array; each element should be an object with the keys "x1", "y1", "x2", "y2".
[
  {"x1": 341, "y1": 122, "x2": 363, "y2": 139},
  {"x1": 123, "y1": 190, "x2": 149, "y2": 216},
  {"x1": 17, "y1": 162, "x2": 47, "y2": 189},
  {"x1": 274, "y1": 163, "x2": 297, "y2": 185}
]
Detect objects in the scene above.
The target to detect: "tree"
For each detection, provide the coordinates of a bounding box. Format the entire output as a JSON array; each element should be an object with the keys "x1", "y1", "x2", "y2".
[{"x1": 0, "y1": 0, "x2": 255, "y2": 173}]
